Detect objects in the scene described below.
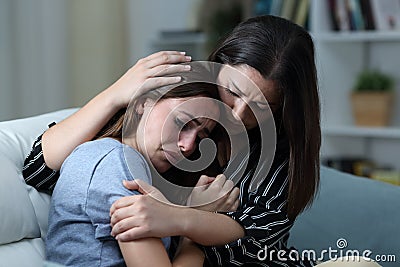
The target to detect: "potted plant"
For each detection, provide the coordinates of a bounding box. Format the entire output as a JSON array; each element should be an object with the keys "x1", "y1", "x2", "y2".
[{"x1": 351, "y1": 70, "x2": 395, "y2": 127}]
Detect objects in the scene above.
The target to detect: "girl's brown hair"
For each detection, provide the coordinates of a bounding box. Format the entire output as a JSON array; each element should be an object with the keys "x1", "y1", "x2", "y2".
[{"x1": 95, "y1": 82, "x2": 219, "y2": 142}]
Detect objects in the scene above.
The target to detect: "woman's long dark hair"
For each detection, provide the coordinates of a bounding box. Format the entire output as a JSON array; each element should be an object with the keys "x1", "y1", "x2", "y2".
[{"x1": 209, "y1": 15, "x2": 321, "y2": 219}]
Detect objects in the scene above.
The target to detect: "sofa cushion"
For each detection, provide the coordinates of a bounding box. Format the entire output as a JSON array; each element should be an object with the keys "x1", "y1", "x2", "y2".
[
  {"x1": 289, "y1": 166, "x2": 400, "y2": 266},
  {"x1": 0, "y1": 109, "x2": 77, "y2": 264},
  {"x1": 0, "y1": 154, "x2": 41, "y2": 244},
  {"x1": 0, "y1": 238, "x2": 46, "y2": 266}
]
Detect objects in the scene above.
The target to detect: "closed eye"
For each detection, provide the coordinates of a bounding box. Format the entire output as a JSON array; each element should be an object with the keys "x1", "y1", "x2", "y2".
[
  {"x1": 175, "y1": 117, "x2": 189, "y2": 130},
  {"x1": 255, "y1": 101, "x2": 269, "y2": 109},
  {"x1": 224, "y1": 87, "x2": 239, "y2": 97}
]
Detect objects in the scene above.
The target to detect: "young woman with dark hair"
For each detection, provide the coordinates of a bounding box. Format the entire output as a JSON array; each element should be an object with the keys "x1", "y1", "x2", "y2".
[{"x1": 208, "y1": 15, "x2": 321, "y2": 220}]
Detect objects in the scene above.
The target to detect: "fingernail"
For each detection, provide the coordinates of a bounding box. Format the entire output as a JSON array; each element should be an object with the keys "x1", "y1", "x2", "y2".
[
  {"x1": 115, "y1": 235, "x2": 119, "y2": 240},
  {"x1": 184, "y1": 65, "x2": 191, "y2": 70},
  {"x1": 180, "y1": 51, "x2": 186, "y2": 55},
  {"x1": 185, "y1": 56, "x2": 191, "y2": 61}
]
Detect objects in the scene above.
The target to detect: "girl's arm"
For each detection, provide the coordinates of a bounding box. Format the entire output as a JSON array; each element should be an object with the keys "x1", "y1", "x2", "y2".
[
  {"x1": 172, "y1": 238, "x2": 205, "y2": 267},
  {"x1": 42, "y1": 51, "x2": 191, "y2": 170},
  {"x1": 84, "y1": 146, "x2": 203, "y2": 267},
  {"x1": 119, "y1": 238, "x2": 204, "y2": 267},
  {"x1": 110, "y1": 178, "x2": 244, "y2": 246}
]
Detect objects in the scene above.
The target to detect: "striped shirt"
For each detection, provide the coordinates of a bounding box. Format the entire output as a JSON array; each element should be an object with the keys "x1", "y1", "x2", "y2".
[{"x1": 22, "y1": 125, "x2": 314, "y2": 267}]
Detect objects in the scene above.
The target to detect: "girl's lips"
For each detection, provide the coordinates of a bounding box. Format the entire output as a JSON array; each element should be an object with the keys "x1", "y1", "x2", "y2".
[{"x1": 162, "y1": 149, "x2": 181, "y2": 163}]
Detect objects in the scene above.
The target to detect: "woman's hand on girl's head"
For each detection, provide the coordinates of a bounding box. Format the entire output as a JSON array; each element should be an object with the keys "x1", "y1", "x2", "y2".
[
  {"x1": 108, "y1": 51, "x2": 192, "y2": 108},
  {"x1": 187, "y1": 174, "x2": 240, "y2": 213}
]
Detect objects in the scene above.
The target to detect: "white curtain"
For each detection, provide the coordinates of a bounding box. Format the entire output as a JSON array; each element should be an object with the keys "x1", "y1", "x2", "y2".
[{"x1": 0, "y1": 0, "x2": 69, "y2": 121}]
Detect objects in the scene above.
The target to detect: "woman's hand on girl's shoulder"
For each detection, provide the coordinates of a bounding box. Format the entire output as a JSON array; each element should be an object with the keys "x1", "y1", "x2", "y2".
[
  {"x1": 187, "y1": 174, "x2": 240, "y2": 213},
  {"x1": 108, "y1": 51, "x2": 192, "y2": 108},
  {"x1": 110, "y1": 179, "x2": 185, "y2": 242}
]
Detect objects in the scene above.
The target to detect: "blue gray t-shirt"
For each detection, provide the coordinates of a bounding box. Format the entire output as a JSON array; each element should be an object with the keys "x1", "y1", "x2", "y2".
[{"x1": 46, "y1": 138, "x2": 170, "y2": 267}]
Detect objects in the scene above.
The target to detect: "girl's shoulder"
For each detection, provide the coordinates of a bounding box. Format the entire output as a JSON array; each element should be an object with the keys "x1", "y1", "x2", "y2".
[
  {"x1": 72, "y1": 138, "x2": 146, "y2": 166},
  {"x1": 62, "y1": 138, "x2": 124, "y2": 170}
]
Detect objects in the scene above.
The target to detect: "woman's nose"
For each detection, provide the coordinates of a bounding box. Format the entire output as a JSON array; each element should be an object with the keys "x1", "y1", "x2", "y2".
[
  {"x1": 232, "y1": 99, "x2": 250, "y2": 122},
  {"x1": 178, "y1": 130, "x2": 197, "y2": 156}
]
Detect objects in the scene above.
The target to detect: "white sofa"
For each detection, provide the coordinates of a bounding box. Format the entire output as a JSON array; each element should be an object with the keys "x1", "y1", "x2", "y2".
[{"x1": 0, "y1": 109, "x2": 76, "y2": 267}]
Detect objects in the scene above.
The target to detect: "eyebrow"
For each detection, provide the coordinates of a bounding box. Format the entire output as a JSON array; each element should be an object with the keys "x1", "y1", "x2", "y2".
[
  {"x1": 231, "y1": 80, "x2": 269, "y2": 107},
  {"x1": 180, "y1": 110, "x2": 211, "y2": 136},
  {"x1": 230, "y1": 80, "x2": 245, "y2": 97}
]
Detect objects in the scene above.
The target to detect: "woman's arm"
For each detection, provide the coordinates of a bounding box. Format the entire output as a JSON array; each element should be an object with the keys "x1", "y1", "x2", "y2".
[
  {"x1": 42, "y1": 51, "x2": 191, "y2": 170},
  {"x1": 197, "y1": 159, "x2": 297, "y2": 266},
  {"x1": 110, "y1": 159, "x2": 297, "y2": 266},
  {"x1": 110, "y1": 178, "x2": 244, "y2": 246}
]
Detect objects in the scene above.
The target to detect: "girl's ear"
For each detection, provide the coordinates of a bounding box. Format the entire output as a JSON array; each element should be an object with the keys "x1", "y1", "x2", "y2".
[
  {"x1": 136, "y1": 98, "x2": 154, "y2": 115},
  {"x1": 135, "y1": 98, "x2": 145, "y2": 115}
]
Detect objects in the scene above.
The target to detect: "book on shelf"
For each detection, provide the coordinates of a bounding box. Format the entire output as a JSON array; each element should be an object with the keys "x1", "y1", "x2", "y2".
[
  {"x1": 324, "y1": 157, "x2": 400, "y2": 186},
  {"x1": 280, "y1": 0, "x2": 297, "y2": 20},
  {"x1": 359, "y1": 0, "x2": 375, "y2": 30},
  {"x1": 351, "y1": 0, "x2": 366, "y2": 30},
  {"x1": 270, "y1": 0, "x2": 283, "y2": 16},
  {"x1": 253, "y1": 0, "x2": 273, "y2": 16},
  {"x1": 328, "y1": 0, "x2": 341, "y2": 31},
  {"x1": 370, "y1": 0, "x2": 400, "y2": 30},
  {"x1": 324, "y1": 157, "x2": 374, "y2": 177},
  {"x1": 252, "y1": 0, "x2": 310, "y2": 28},
  {"x1": 294, "y1": 0, "x2": 311, "y2": 27},
  {"x1": 329, "y1": 0, "x2": 351, "y2": 31},
  {"x1": 326, "y1": 0, "x2": 400, "y2": 31}
]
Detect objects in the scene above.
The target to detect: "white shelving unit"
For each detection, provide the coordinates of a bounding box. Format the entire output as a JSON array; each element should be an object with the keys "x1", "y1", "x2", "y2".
[
  {"x1": 310, "y1": 0, "x2": 400, "y2": 170},
  {"x1": 313, "y1": 31, "x2": 400, "y2": 42},
  {"x1": 323, "y1": 126, "x2": 400, "y2": 139}
]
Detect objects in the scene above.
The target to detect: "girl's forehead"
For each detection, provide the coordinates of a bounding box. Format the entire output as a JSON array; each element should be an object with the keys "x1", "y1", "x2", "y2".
[{"x1": 156, "y1": 97, "x2": 220, "y2": 119}]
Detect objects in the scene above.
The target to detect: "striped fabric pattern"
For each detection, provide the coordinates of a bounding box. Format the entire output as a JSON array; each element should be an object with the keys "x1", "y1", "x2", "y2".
[
  {"x1": 202, "y1": 140, "x2": 315, "y2": 266},
  {"x1": 23, "y1": 134, "x2": 59, "y2": 193}
]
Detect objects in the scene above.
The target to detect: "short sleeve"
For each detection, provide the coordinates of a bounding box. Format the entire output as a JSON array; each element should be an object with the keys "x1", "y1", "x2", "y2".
[
  {"x1": 85, "y1": 147, "x2": 151, "y2": 240},
  {"x1": 23, "y1": 123, "x2": 60, "y2": 192}
]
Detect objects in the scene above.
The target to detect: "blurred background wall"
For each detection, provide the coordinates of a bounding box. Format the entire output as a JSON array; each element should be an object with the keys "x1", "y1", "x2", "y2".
[
  {"x1": 1, "y1": 0, "x2": 399, "y2": 180},
  {"x1": 0, "y1": 0, "x2": 203, "y2": 120}
]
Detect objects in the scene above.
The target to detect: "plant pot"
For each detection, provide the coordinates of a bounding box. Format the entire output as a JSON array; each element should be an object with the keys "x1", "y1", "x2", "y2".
[{"x1": 351, "y1": 91, "x2": 394, "y2": 127}]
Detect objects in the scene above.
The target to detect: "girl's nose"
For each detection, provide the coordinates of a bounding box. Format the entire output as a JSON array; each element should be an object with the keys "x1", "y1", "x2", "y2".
[{"x1": 178, "y1": 130, "x2": 197, "y2": 156}]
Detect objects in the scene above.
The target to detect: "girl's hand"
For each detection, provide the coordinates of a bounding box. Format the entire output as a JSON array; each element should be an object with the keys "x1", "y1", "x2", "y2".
[
  {"x1": 187, "y1": 174, "x2": 240, "y2": 212},
  {"x1": 108, "y1": 51, "x2": 191, "y2": 108},
  {"x1": 110, "y1": 180, "x2": 184, "y2": 241}
]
